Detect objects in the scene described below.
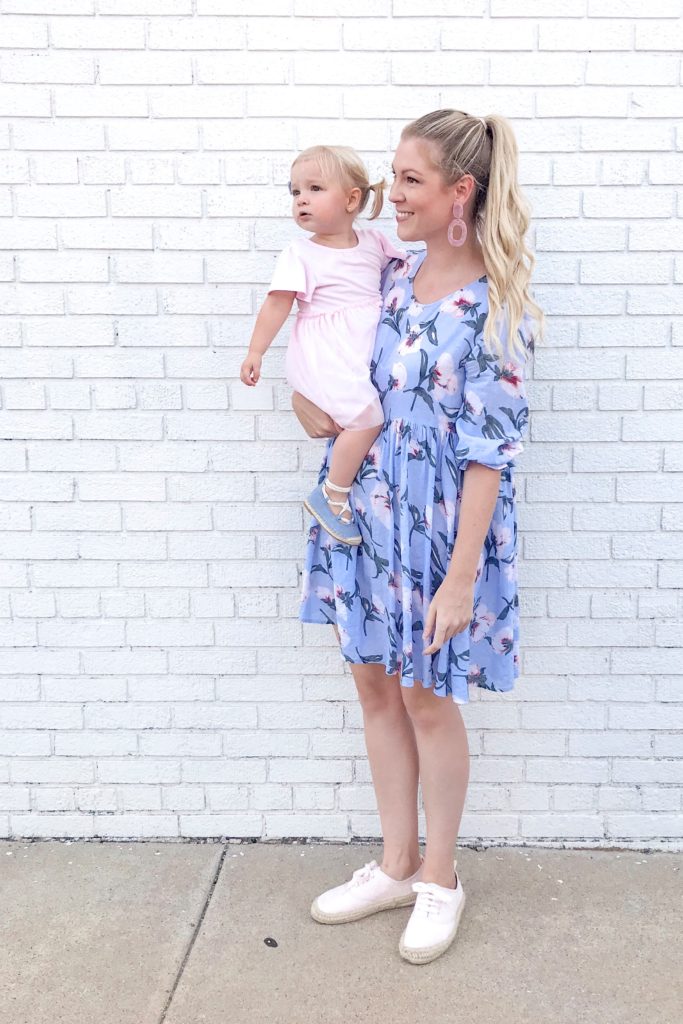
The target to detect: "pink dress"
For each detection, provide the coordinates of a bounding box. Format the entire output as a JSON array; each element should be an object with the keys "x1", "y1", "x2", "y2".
[{"x1": 268, "y1": 228, "x2": 404, "y2": 431}]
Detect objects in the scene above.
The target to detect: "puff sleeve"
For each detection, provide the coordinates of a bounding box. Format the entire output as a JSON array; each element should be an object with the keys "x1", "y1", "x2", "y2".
[
  {"x1": 375, "y1": 229, "x2": 406, "y2": 268},
  {"x1": 453, "y1": 313, "x2": 532, "y2": 472},
  {"x1": 267, "y1": 242, "x2": 314, "y2": 302}
]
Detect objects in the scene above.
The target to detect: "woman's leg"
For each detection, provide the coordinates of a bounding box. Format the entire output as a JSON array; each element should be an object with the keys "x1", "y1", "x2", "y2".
[
  {"x1": 401, "y1": 683, "x2": 470, "y2": 890},
  {"x1": 332, "y1": 625, "x2": 421, "y2": 880}
]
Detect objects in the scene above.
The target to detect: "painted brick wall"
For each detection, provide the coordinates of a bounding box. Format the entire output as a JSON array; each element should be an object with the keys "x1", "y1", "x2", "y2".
[{"x1": 0, "y1": 1, "x2": 681, "y2": 848}]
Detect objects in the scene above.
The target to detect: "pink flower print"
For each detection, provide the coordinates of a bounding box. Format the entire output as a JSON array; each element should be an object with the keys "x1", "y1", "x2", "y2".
[
  {"x1": 314, "y1": 586, "x2": 335, "y2": 609},
  {"x1": 408, "y1": 439, "x2": 421, "y2": 459},
  {"x1": 407, "y1": 300, "x2": 424, "y2": 318},
  {"x1": 503, "y1": 554, "x2": 518, "y2": 583},
  {"x1": 387, "y1": 570, "x2": 402, "y2": 594},
  {"x1": 369, "y1": 482, "x2": 392, "y2": 528},
  {"x1": 390, "y1": 362, "x2": 407, "y2": 390},
  {"x1": 464, "y1": 388, "x2": 484, "y2": 417},
  {"x1": 391, "y1": 259, "x2": 410, "y2": 280},
  {"x1": 398, "y1": 328, "x2": 421, "y2": 355},
  {"x1": 334, "y1": 584, "x2": 349, "y2": 619},
  {"x1": 439, "y1": 288, "x2": 476, "y2": 317},
  {"x1": 499, "y1": 361, "x2": 524, "y2": 398},
  {"x1": 438, "y1": 497, "x2": 456, "y2": 533},
  {"x1": 503, "y1": 560, "x2": 518, "y2": 582},
  {"x1": 491, "y1": 627, "x2": 514, "y2": 655},
  {"x1": 493, "y1": 523, "x2": 512, "y2": 553},
  {"x1": 474, "y1": 551, "x2": 484, "y2": 584},
  {"x1": 431, "y1": 352, "x2": 458, "y2": 397},
  {"x1": 437, "y1": 414, "x2": 457, "y2": 438},
  {"x1": 371, "y1": 594, "x2": 386, "y2": 616},
  {"x1": 470, "y1": 604, "x2": 496, "y2": 642},
  {"x1": 307, "y1": 523, "x2": 320, "y2": 543},
  {"x1": 467, "y1": 664, "x2": 483, "y2": 684},
  {"x1": 384, "y1": 286, "x2": 403, "y2": 313},
  {"x1": 367, "y1": 443, "x2": 381, "y2": 465},
  {"x1": 501, "y1": 439, "x2": 524, "y2": 461},
  {"x1": 354, "y1": 493, "x2": 366, "y2": 516}
]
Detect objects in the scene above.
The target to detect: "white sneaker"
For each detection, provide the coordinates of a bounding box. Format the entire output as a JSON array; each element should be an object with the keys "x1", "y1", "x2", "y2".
[
  {"x1": 310, "y1": 857, "x2": 424, "y2": 925},
  {"x1": 399, "y1": 860, "x2": 466, "y2": 964}
]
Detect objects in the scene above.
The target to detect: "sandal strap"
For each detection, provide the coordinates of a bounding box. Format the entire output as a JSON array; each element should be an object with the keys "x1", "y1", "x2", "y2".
[
  {"x1": 321, "y1": 479, "x2": 353, "y2": 521},
  {"x1": 324, "y1": 477, "x2": 352, "y2": 494}
]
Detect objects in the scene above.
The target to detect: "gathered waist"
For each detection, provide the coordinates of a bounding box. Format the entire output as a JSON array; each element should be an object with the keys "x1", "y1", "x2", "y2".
[{"x1": 297, "y1": 298, "x2": 382, "y2": 321}]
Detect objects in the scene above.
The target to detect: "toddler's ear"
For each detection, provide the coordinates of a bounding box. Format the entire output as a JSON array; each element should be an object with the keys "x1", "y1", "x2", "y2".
[{"x1": 347, "y1": 186, "x2": 362, "y2": 213}]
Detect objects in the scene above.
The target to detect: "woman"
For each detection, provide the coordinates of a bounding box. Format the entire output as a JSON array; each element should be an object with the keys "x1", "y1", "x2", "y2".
[{"x1": 292, "y1": 109, "x2": 544, "y2": 966}]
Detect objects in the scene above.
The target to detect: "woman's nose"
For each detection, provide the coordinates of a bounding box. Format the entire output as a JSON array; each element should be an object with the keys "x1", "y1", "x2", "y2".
[{"x1": 388, "y1": 181, "x2": 402, "y2": 203}]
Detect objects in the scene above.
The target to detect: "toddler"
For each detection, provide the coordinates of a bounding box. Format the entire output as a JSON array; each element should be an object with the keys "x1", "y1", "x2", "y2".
[{"x1": 240, "y1": 145, "x2": 403, "y2": 546}]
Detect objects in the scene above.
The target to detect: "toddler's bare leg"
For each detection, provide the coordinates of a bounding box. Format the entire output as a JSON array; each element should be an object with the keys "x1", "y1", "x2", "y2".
[{"x1": 326, "y1": 423, "x2": 382, "y2": 523}]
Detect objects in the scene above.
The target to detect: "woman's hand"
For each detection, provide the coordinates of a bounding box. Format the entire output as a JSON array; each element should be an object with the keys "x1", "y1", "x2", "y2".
[
  {"x1": 291, "y1": 391, "x2": 343, "y2": 439},
  {"x1": 422, "y1": 575, "x2": 475, "y2": 656}
]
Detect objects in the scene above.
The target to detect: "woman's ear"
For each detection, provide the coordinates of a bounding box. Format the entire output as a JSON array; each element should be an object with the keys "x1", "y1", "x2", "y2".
[{"x1": 451, "y1": 174, "x2": 476, "y2": 209}]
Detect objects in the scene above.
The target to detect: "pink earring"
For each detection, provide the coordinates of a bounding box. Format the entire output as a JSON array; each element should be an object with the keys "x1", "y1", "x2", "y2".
[{"x1": 448, "y1": 201, "x2": 467, "y2": 247}]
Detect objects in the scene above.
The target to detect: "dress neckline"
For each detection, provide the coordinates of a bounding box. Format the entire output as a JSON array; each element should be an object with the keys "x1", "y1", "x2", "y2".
[{"x1": 409, "y1": 249, "x2": 487, "y2": 308}]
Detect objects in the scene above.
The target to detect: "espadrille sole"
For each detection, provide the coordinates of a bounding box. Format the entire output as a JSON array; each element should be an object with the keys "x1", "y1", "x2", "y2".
[
  {"x1": 310, "y1": 889, "x2": 417, "y2": 925},
  {"x1": 398, "y1": 891, "x2": 466, "y2": 964},
  {"x1": 303, "y1": 498, "x2": 362, "y2": 546}
]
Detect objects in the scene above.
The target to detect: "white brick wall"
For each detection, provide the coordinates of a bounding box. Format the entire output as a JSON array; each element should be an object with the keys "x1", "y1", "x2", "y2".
[{"x1": 0, "y1": 3, "x2": 681, "y2": 848}]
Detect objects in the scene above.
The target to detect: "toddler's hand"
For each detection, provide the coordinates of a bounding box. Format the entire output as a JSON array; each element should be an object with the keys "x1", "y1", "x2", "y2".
[{"x1": 240, "y1": 352, "x2": 262, "y2": 386}]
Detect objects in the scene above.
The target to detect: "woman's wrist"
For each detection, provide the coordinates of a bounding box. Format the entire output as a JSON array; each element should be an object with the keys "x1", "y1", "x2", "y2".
[{"x1": 445, "y1": 564, "x2": 477, "y2": 587}]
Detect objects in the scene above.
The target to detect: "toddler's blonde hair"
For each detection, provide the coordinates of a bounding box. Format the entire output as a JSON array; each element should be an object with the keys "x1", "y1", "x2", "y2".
[{"x1": 291, "y1": 145, "x2": 386, "y2": 220}]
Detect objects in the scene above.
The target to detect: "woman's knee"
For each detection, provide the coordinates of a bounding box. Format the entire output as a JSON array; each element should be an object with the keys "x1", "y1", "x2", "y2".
[
  {"x1": 350, "y1": 663, "x2": 405, "y2": 715},
  {"x1": 331, "y1": 624, "x2": 404, "y2": 714},
  {"x1": 401, "y1": 682, "x2": 448, "y2": 730}
]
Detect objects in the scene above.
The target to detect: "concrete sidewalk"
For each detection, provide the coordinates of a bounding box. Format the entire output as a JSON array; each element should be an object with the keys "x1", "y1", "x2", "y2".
[{"x1": 0, "y1": 840, "x2": 680, "y2": 1024}]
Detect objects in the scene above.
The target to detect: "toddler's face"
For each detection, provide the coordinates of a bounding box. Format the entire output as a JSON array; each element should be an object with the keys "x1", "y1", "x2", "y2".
[{"x1": 289, "y1": 160, "x2": 353, "y2": 234}]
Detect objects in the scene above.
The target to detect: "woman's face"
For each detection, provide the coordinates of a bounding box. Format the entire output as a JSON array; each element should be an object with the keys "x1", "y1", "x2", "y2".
[{"x1": 389, "y1": 135, "x2": 465, "y2": 244}]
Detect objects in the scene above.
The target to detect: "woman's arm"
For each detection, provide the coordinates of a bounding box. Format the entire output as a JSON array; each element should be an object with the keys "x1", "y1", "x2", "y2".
[
  {"x1": 447, "y1": 463, "x2": 500, "y2": 585},
  {"x1": 422, "y1": 463, "x2": 500, "y2": 655},
  {"x1": 291, "y1": 391, "x2": 342, "y2": 439}
]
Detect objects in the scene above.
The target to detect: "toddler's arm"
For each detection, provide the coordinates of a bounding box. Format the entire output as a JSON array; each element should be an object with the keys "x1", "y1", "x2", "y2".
[{"x1": 240, "y1": 290, "x2": 295, "y2": 386}]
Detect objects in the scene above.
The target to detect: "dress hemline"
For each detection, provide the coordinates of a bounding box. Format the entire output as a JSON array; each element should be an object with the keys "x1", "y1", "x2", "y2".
[{"x1": 299, "y1": 612, "x2": 516, "y2": 704}]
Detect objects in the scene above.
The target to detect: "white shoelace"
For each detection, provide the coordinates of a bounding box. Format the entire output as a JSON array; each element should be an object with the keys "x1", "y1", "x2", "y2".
[
  {"x1": 412, "y1": 881, "x2": 451, "y2": 918},
  {"x1": 348, "y1": 860, "x2": 379, "y2": 887}
]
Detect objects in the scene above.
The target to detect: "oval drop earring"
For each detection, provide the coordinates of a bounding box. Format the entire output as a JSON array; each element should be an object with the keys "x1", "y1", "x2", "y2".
[{"x1": 447, "y1": 201, "x2": 467, "y2": 247}]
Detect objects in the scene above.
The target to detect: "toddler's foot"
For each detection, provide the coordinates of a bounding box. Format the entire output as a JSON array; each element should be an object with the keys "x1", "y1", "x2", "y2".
[{"x1": 304, "y1": 477, "x2": 362, "y2": 546}]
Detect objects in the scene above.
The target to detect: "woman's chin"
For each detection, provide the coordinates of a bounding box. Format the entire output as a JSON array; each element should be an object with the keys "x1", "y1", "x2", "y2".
[{"x1": 396, "y1": 221, "x2": 416, "y2": 241}]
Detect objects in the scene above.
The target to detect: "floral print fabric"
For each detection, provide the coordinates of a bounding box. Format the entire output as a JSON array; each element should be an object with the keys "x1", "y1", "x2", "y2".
[{"x1": 299, "y1": 248, "x2": 532, "y2": 704}]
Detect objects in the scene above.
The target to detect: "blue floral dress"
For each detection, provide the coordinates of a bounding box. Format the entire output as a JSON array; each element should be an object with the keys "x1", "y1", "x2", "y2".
[{"x1": 299, "y1": 248, "x2": 533, "y2": 704}]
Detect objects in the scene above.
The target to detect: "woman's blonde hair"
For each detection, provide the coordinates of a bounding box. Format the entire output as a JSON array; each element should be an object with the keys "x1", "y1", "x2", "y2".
[
  {"x1": 291, "y1": 145, "x2": 386, "y2": 220},
  {"x1": 401, "y1": 109, "x2": 545, "y2": 364}
]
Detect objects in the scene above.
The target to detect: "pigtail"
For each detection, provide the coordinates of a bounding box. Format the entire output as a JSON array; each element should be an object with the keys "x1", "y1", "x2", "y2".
[{"x1": 366, "y1": 178, "x2": 386, "y2": 220}]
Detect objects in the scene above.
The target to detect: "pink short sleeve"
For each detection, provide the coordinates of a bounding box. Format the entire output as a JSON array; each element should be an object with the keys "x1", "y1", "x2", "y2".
[
  {"x1": 267, "y1": 243, "x2": 314, "y2": 302},
  {"x1": 368, "y1": 229, "x2": 405, "y2": 269}
]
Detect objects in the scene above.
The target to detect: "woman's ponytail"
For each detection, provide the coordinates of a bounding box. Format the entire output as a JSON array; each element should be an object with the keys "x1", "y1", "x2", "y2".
[{"x1": 479, "y1": 114, "x2": 544, "y2": 363}]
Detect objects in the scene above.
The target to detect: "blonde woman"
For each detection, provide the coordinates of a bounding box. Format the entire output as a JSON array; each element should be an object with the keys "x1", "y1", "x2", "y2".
[{"x1": 292, "y1": 109, "x2": 544, "y2": 965}]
